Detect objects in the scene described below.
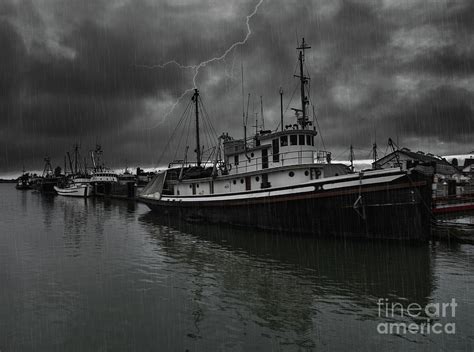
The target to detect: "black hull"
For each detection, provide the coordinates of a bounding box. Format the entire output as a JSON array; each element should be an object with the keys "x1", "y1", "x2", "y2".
[
  {"x1": 94, "y1": 182, "x2": 136, "y2": 199},
  {"x1": 141, "y1": 171, "x2": 433, "y2": 240},
  {"x1": 33, "y1": 178, "x2": 60, "y2": 193}
]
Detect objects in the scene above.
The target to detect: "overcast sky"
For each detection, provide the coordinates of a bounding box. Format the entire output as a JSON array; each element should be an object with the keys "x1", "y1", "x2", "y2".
[{"x1": 1, "y1": 0, "x2": 473, "y2": 175}]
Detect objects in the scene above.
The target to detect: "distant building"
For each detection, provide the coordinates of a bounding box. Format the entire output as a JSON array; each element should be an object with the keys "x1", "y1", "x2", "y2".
[
  {"x1": 462, "y1": 158, "x2": 474, "y2": 174},
  {"x1": 372, "y1": 148, "x2": 459, "y2": 176}
]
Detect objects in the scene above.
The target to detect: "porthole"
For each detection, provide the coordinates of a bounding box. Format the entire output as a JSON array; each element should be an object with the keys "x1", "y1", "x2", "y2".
[
  {"x1": 240, "y1": 179, "x2": 244, "y2": 184},
  {"x1": 251, "y1": 152, "x2": 254, "y2": 157},
  {"x1": 304, "y1": 170, "x2": 309, "y2": 176},
  {"x1": 289, "y1": 171, "x2": 295, "y2": 177},
  {"x1": 196, "y1": 184, "x2": 199, "y2": 188},
  {"x1": 233, "y1": 180, "x2": 237, "y2": 185},
  {"x1": 189, "y1": 185, "x2": 192, "y2": 188},
  {"x1": 256, "y1": 176, "x2": 260, "y2": 182}
]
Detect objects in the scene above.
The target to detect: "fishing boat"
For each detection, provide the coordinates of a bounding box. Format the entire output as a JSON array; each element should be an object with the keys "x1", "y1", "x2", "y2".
[
  {"x1": 32, "y1": 157, "x2": 61, "y2": 193},
  {"x1": 140, "y1": 38, "x2": 434, "y2": 240},
  {"x1": 54, "y1": 144, "x2": 94, "y2": 197},
  {"x1": 15, "y1": 168, "x2": 31, "y2": 190},
  {"x1": 54, "y1": 182, "x2": 92, "y2": 197},
  {"x1": 89, "y1": 146, "x2": 137, "y2": 199}
]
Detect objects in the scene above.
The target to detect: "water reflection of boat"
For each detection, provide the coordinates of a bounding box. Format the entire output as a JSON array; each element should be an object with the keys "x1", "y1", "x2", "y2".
[{"x1": 140, "y1": 213, "x2": 434, "y2": 309}]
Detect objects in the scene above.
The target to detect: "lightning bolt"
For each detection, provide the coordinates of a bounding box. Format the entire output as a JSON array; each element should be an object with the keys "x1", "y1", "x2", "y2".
[
  {"x1": 189, "y1": 0, "x2": 264, "y2": 88},
  {"x1": 141, "y1": 0, "x2": 264, "y2": 129},
  {"x1": 135, "y1": 60, "x2": 195, "y2": 70}
]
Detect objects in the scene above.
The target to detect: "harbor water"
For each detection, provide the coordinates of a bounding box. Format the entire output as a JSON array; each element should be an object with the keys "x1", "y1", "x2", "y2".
[{"x1": 0, "y1": 184, "x2": 472, "y2": 351}]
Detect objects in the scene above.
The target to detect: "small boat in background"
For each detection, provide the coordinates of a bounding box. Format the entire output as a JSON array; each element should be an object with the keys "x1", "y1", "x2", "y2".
[
  {"x1": 32, "y1": 157, "x2": 61, "y2": 193},
  {"x1": 90, "y1": 147, "x2": 120, "y2": 197},
  {"x1": 90, "y1": 146, "x2": 137, "y2": 199},
  {"x1": 15, "y1": 168, "x2": 32, "y2": 190},
  {"x1": 55, "y1": 144, "x2": 93, "y2": 197},
  {"x1": 92, "y1": 169, "x2": 137, "y2": 199}
]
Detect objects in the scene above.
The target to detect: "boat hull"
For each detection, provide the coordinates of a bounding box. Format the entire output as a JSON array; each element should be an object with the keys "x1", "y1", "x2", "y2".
[
  {"x1": 54, "y1": 184, "x2": 92, "y2": 197},
  {"x1": 33, "y1": 178, "x2": 60, "y2": 193},
  {"x1": 94, "y1": 182, "x2": 136, "y2": 199},
  {"x1": 141, "y1": 171, "x2": 433, "y2": 240}
]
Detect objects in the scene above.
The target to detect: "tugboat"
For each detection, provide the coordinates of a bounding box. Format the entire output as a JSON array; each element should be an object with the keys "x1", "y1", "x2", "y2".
[{"x1": 140, "y1": 38, "x2": 434, "y2": 240}]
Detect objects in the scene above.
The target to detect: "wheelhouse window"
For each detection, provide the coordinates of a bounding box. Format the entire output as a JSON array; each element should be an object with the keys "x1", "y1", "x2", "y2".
[
  {"x1": 290, "y1": 135, "x2": 297, "y2": 145},
  {"x1": 299, "y1": 135, "x2": 305, "y2": 145},
  {"x1": 306, "y1": 135, "x2": 311, "y2": 146},
  {"x1": 234, "y1": 154, "x2": 239, "y2": 166},
  {"x1": 280, "y1": 136, "x2": 288, "y2": 147},
  {"x1": 272, "y1": 139, "x2": 279, "y2": 162}
]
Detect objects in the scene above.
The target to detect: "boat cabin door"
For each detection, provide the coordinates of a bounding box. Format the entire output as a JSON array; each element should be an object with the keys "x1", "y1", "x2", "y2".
[
  {"x1": 262, "y1": 149, "x2": 269, "y2": 169},
  {"x1": 245, "y1": 176, "x2": 251, "y2": 191}
]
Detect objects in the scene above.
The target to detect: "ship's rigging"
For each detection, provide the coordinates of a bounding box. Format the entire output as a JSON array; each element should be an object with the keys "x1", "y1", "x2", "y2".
[
  {"x1": 154, "y1": 37, "x2": 328, "y2": 175},
  {"x1": 155, "y1": 89, "x2": 220, "y2": 170}
]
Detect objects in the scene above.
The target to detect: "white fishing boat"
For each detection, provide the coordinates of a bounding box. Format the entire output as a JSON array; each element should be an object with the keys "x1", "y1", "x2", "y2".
[
  {"x1": 54, "y1": 182, "x2": 93, "y2": 198},
  {"x1": 55, "y1": 144, "x2": 93, "y2": 197}
]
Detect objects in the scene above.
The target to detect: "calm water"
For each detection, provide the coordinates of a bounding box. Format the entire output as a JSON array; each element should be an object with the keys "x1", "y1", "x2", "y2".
[{"x1": 0, "y1": 184, "x2": 472, "y2": 351}]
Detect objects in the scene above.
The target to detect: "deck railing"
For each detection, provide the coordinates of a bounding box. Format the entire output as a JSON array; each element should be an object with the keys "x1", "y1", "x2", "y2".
[{"x1": 231, "y1": 149, "x2": 321, "y2": 174}]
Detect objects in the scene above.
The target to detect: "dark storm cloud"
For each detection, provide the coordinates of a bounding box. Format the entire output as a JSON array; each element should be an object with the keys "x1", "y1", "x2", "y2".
[
  {"x1": 393, "y1": 86, "x2": 474, "y2": 139},
  {"x1": 406, "y1": 46, "x2": 474, "y2": 76},
  {"x1": 0, "y1": 0, "x2": 473, "y2": 175},
  {"x1": 27, "y1": 21, "x2": 190, "y2": 98},
  {"x1": 0, "y1": 20, "x2": 25, "y2": 98}
]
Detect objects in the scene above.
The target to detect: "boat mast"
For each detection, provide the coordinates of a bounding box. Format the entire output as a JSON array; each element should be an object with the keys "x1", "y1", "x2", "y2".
[
  {"x1": 192, "y1": 88, "x2": 201, "y2": 167},
  {"x1": 43, "y1": 157, "x2": 52, "y2": 177},
  {"x1": 74, "y1": 143, "x2": 79, "y2": 174},
  {"x1": 67, "y1": 152, "x2": 73, "y2": 174},
  {"x1": 296, "y1": 38, "x2": 311, "y2": 129},
  {"x1": 350, "y1": 144, "x2": 355, "y2": 173},
  {"x1": 372, "y1": 142, "x2": 378, "y2": 167},
  {"x1": 255, "y1": 112, "x2": 258, "y2": 135},
  {"x1": 279, "y1": 87, "x2": 284, "y2": 131},
  {"x1": 90, "y1": 151, "x2": 96, "y2": 170}
]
